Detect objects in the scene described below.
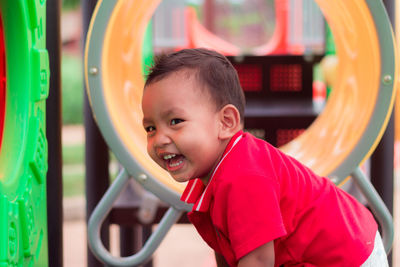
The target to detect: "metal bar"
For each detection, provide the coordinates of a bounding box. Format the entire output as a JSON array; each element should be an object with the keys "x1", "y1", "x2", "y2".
[
  {"x1": 120, "y1": 225, "x2": 154, "y2": 267},
  {"x1": 370, "y1": 114, "x2": 394, "y2": 218},
  {"x1": 142, "y1": 226, "x2": 154, "y2": 267},
  {"x1": 88, "y1": 168, "x2": 183, "y2": 266},
  {"x1": 46, "y1": 0, "x2": 63, "y2": 265},
  {"x1": 372, "y1": 1, "x2": 394, "y2": 264},
  {"x1": 351, "y1": 168, "x2": 394, "y2": 253}
]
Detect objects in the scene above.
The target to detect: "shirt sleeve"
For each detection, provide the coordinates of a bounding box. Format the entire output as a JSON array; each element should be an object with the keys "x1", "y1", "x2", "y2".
[{"x1": 216, "y1": 173, "x2": 287, "y2": 261}]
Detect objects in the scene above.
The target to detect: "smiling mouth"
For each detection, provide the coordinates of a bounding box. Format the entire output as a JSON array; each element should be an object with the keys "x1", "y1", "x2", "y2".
[{"x1": 163, "y1": 153, "x2": 184, "y2": 171}]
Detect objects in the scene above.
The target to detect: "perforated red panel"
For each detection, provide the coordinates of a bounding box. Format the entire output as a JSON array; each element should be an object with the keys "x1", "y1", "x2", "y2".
[
  {"x1": 270, "y1": 64, "x2": 302, "y2": 92},
  {"x1": 234, "y1": 64, "x2": 262, "y2": 92},
  {"x1": 0, "y1": 15, "x2": 5, "y2": 149},
  {"x1": 276, "y1": 128, "x2": 305, "y2": 147}
]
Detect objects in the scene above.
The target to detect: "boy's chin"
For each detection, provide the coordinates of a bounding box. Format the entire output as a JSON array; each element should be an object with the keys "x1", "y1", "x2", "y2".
[
  {"x1": 170, "y1": 174, "x2": 191, "y2": 183},
  {"x1": 172, "y1": 178, "x2": 190, "y2": 183}
]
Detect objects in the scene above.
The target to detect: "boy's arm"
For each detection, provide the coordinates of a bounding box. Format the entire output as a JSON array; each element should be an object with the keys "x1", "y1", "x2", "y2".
[{"x1": 238, "y1": 241, "x2": 275, "y2": 267}]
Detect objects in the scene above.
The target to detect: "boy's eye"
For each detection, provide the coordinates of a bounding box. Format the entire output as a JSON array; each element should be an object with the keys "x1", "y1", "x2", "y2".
[
  {"x1": 170, "y1": 119, "x2": 183, "y2": 126},
  {"x1": 145, "y1": 126, "x2": 155, "y2": 133}
]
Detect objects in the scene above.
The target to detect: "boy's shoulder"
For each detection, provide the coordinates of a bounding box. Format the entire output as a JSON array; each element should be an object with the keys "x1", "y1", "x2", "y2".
[
  {"x1": 224, "y1": 132, "x2": 283, "y2": 169},
  {"x1": 216, "y1": 132, "x2": 279, "y2": 181},
  {"x1": 216, "y1": 131, "x2": 320, "y2": 188}
]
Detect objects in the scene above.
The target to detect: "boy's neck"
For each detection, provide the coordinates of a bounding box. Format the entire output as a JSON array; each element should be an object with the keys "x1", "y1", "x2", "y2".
[{"x1": 200, "y1": 129, "x2": 243, "y2": 186}]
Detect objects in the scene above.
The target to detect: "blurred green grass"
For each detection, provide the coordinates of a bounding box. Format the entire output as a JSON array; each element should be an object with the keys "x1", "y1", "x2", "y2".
[
  {"x1": 62, "y1": 53, "x2": 83, "y2": 125},
  {"x1": 62, "y1": 142, "x2": 119, "y2": 197},
  {"x1": 61, "y1": 50, "x2": 85, "y2": 197},
  {"x1": 63, "y1": 144, "x2": 84, "y2": 165},
  {"x1": 62, "y1": 144, "x2": 84, "y2": 197},
  {"x1": 61, "y1": 49, "x2": 117, "y2": 197}
]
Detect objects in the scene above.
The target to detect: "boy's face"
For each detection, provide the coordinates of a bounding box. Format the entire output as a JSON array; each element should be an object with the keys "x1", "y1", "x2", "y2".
[{"x1": 142, "y1": 71, "x2": 225, "y2": 184}]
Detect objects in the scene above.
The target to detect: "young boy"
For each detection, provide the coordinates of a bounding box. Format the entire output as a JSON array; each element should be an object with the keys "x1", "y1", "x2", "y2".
[{"x1": 141, "y1": 48, "x2": 388, "y2": 266}]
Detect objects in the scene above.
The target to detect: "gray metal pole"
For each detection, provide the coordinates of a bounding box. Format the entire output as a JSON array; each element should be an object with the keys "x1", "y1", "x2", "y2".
[
  {"x1": 371, "y1": 1, "x2": 395, "y2": 265},
  {"x1": 46, "y1": 0, "x2": 63, "y2": 266}
]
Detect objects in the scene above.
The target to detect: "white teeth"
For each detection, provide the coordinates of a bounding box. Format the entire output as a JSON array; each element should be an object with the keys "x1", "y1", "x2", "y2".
[
  {"x1": 163, "y1": 154, "x2": 176, "y2": 160},
  {"x1": 169, "y1": 160, "x2": 183, "y2": 167}
]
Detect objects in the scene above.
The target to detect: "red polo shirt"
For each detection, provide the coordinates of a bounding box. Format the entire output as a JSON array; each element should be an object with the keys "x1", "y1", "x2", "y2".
[{"x1": 181, "y1": 131, "x2": 377, "y2": 266}]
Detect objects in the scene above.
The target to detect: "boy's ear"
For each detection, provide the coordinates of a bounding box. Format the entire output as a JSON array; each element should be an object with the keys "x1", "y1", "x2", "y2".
[{"x1": 218, "y1": 104, "x2": 241, "y2": 140}]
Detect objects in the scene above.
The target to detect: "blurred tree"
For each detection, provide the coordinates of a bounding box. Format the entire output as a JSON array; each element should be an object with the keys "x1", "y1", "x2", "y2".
[
  {"x1": 62, "y1": 53, "x2": 83, "y2": 125},
  {"x1": 62, "y1": 0, "x2": 80, "y2": 10}
]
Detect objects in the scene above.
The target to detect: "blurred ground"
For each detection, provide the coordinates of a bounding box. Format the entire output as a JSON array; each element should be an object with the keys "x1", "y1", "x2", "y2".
[
  {"x1": 62, "y1": 125, "x2": 215, "y2": 267},
  {"x1": 62, "y1": 125, "x2": 400, "y2": 266},
  {"x1": 63, "y1": 215, "x2": 215, "y2": 267}
]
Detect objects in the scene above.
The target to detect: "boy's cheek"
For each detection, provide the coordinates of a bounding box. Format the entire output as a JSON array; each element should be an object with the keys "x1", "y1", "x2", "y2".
[
  {"x1": 148, "y1": 151, "x2": 157, "y2": 162},
  {"x1": 145, "y1": 146, "x2": 156, "y2": 161},
  {"x1": 148, "y1": 151, "x2": 163, "y2": 168},
  {"x1": 146, "y1": 143, "x2": 153, "y2": 157}
]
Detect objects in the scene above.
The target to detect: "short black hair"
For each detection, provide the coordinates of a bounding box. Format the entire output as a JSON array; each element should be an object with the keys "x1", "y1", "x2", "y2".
[{"x1": 145, "y1": 48, "x2": 246, "y2": 122}]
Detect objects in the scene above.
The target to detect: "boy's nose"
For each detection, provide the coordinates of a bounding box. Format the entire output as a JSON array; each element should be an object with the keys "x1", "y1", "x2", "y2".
[{"x1": 153, "y1": 131, "x2": 172, "y2": 148}]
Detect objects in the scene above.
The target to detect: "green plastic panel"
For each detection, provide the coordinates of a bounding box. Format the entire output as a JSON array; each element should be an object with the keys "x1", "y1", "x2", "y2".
[
  {"x1": 0, "y1": 0, "x2": 49, "y2": 266},
  {"x1": 0, "y1": 15, "x2": 5, "y2": 150}
]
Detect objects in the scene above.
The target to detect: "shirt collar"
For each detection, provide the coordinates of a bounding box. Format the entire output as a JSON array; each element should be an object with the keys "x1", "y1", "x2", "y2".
[{"x1": 180, "y1": 130, "x2": 244, "y2": 212}]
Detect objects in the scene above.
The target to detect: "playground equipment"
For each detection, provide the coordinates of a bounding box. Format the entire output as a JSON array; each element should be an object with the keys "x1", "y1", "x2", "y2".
[
  {"x1": 0, "y1": 18, "x2": 4, "y2": 149},
  {"x1": 85, "y1": 0, "x2": 397, "y2": 266},
  {"x1": 185, "y1": 0, "x2": 324, "y2": 56},
  {"x1": 0, "y1": 0, "x2": 49, "y2": 266}
]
